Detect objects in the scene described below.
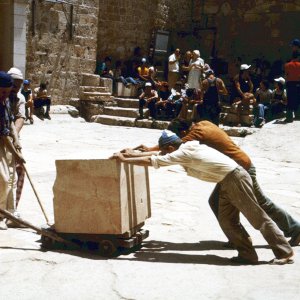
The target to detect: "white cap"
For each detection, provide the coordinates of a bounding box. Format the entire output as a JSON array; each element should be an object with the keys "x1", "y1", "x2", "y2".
[
  {"x1": 141, "y1": 58, "x2": 147, "y2": 63},
  {"x1": 274, "y1": 77, "x2": 285, "y2": 85},
  {"x1": 7, "y1": 67, "x2": 24, "y2": 80},
  {"x1": 145, "y1": 82, "x2": 152, "y2": 87},
  {"x1": 240, "y1": 64, "x2": 251, "y2": 70}
]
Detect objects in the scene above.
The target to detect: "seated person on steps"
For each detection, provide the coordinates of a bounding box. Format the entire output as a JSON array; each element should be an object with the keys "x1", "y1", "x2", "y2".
[{"x1": 33, "y1": 82, "x2": 52, "y2": 120}]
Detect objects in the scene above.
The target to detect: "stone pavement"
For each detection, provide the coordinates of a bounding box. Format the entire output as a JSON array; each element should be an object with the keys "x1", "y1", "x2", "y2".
[{"x1": 0, "y1": 111, "x2": 300, "y2": 300}]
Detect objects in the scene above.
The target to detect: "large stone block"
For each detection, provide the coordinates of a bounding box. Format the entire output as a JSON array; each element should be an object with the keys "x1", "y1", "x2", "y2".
[
  {"x1": 116, "y1": 82, "x2": 138, "y2": 97},
  {"x1": 81, "y1": 73, "x2": 100, "y2": 86},
  {"x1": 53, "y1": 159, "x2": 151, "y2": 234}
]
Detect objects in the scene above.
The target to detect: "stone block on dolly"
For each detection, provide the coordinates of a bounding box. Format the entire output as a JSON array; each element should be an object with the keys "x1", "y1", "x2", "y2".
[{"x1": 53, "y1": 159, "x2": 151, "y2": 235}]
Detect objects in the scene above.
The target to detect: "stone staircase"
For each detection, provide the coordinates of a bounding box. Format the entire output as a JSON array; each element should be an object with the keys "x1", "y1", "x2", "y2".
[
  {"x1": 92, "y1": 97, "x2": 170, "y2": 129},
  {"x1": 68, "y1": 74, "x2": 259, "y2": 137},
  {"x1": 70, "y1": 73, "x2": 115, "y2": 121}
]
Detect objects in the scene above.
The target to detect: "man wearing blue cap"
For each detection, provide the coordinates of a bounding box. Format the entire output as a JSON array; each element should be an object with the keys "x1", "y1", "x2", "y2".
[
  {"x1": 0, "y1": 71, "x2": 25, "y2": 230},
  {"x1": 111, "y1": 130, "x2": 294, "y2": 265},
  {"x1": 21, "y1": 80, "x2": 34, "y2": 124}
]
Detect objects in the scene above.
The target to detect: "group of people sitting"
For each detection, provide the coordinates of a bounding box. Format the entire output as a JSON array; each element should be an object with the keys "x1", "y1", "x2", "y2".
[{"x1": 96, "y1": 42, "x2": 300, "y2": 127}]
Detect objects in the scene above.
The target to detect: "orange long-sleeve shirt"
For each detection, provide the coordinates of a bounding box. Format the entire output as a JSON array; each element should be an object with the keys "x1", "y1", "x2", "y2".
[{"x1": 181, "y1": 121, "x2": 252, "y2": 170}]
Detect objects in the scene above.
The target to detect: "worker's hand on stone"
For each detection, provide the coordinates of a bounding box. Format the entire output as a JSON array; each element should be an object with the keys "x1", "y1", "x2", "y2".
[
  {"x1": 133, "y1": 144, "x2": 150, "y2": 152},
  {"x1": 110, "y1": 152, "x2": 124, "y2": 161},
  {"x1": 121, "y1": 148, "x2": 135, "y2": 156}
]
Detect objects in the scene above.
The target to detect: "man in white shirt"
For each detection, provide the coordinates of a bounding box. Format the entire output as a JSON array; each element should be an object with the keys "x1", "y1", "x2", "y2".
[
  {"x1": 111, "y1": 130, "x2": 294, "y2": 265},
  {"x1": 168, "y1": 49, "x2": 181, "y2": 89}
]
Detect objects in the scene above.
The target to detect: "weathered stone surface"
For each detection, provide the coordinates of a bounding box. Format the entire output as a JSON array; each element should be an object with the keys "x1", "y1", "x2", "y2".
[
  {"x1": 80, "y1": 91, "x2": 113, "y2": 102},
  {"x1": 79, "y1": 86, "x2": 109, "y2": 93},
  {"x1": 53, "y1": 159, "x2": 151, "y2": 234},
  {"x1": 25, "y1": 1, "x2": 99, "y2": 104},
  {"x1": 100, "y1": 78, "x2": 113, "y2": 94},
  {"x1": 152, "y1": 120, "x2": 170, "y2": 130},
  {"x1": 103, "y1": 107, "x2": 141, "y2": 118},
  {"x1": 116, "y1": 82, "x2": 139, "y2": 97},
  {"x1": 69, "y1": 98, "x2": 80, "y2": 109},
  {"x1": 95, "y1": 115, "x2": 136, "y2": 127},
  {"x1": 135, "y1": 119, "x2": 153, "y2": 129},
  {"x1": 221, "y1": 125, "x2": 259, "y2": 137},
  {"x1": 50, "y1": 105, "x2": 79, "y2": 118},
  {"x1": 116, "y1": 97, "x2": 139, "y2": 108},
  {"x1": 81, "y1": 73, "x2": 101, "y2": 87}
]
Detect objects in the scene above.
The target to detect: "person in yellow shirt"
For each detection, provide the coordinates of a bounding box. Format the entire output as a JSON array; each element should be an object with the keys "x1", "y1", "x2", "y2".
[{"x1": 137, "y1": 58, "x2": 150, "y2": 83}]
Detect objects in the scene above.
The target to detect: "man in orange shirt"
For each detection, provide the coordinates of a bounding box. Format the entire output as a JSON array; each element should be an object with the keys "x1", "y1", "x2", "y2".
[{"x1": 284, "y1": 52, "x2": 300, "y2": 122}]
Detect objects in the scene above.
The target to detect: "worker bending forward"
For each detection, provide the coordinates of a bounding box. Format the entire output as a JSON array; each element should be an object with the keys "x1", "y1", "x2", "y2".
[{"x1": 111, "y1": 130, "x2": 294, "y2": 265}]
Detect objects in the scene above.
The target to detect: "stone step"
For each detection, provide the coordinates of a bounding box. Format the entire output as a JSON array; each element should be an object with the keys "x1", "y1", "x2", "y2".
[
  {"x1": 103, "y1": 106, "x2": 148, "y2": 118},
  {"x1": 80, "y1": 86, "x2": 109, "y2": 93},
  {"x1": 91, "y1": 114, "x2": 256, "y2": 135},
  {"x1": 80, "y1": 91, "x2": 114, "y2": 102},
  {"x1": 100, "y1": 78, "x2": 113, "y2": 94},
  {"x1": 116, "y1": 98, "x2": 139, "y2": 108},
  {"x1": 92, "y1": 115, "x2": 170, "y2": 130},
  {"x1": 81, "y1": 73, "x2": 100, "y2": 86},
  {"x1": 93, "y1": 115, "x2": 136, "y2": 127}
]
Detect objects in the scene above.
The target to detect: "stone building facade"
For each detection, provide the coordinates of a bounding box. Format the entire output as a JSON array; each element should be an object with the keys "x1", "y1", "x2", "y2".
[
  {"x1": 26, "y1": 0, "x2": 99, "y2": 104},
  {"x1": 1, "y1": 0, "x2": 299, "y2": 104}
]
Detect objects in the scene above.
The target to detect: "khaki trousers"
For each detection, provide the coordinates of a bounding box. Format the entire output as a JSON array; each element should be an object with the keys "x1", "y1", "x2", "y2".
[
  {"x1": 216, "y1": 166, "x2": 293, "y2": 261},
  {"x1": 0, "y1": 138, "x2": 16, "y2": 219}
]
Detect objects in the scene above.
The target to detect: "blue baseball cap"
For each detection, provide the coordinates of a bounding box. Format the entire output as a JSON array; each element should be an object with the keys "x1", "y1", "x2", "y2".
[
  {"x1": 291, "y1": 38, "x2": 300, "y2": 47},
  {"x1": 0, "y1": 71, "x2": 13, "y2": 88},
  {"x1": 158, "y1": 130, "x2": 181, "y2": 148},
  {"x1": 23, "y1": 79, "x2": 30, "y2": 85}
]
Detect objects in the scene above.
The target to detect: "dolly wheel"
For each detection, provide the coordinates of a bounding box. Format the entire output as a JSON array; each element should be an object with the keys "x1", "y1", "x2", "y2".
[
  {"x1": 41, "y1": 235, "x2": 56, "y2": 249},
  {"x1": 99, "y1": 240, "x2": 117, "y2": 257}
]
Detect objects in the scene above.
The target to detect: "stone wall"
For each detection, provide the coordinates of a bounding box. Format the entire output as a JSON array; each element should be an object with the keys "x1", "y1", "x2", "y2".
[
  {"x1": 26, "y1": 0, "x2": 99, "y2": 104},
  {"x1": 192, "y1": 0, "x2": 300, "y2": 64},
  {"x1": 96, "y1": 0, "x2": 192, "y2": 62}
]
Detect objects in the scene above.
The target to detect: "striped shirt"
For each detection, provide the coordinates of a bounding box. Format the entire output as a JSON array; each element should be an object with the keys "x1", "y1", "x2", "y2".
[{"x1": 0, "y1": 99, "x2": 13, "y2": 136}]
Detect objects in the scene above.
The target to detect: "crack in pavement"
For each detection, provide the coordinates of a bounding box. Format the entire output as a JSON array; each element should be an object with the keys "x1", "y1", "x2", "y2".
[{"x1": 107, "y1": 261, "x2": 136, "y2": 300}]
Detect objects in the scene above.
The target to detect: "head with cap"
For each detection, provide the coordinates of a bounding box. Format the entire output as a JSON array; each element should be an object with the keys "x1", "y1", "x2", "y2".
[
  {"x1": 192, "y1": 50, "x2": 200, "y2": 59},
  {"x1": 240, "y1": 64, "x2": 251, "y2": 71},
  {"x1": 141, "y1": 57, "x2": 147, "y2": 64},
  {"x1": 274, "y1": 77, "x2": 285, "y2": 90},
  {"x1": 144, "y1": 82, "x2": 152, "y2": 91},
  {"x1": 0, "y1": 71, "x2": 13, "y2": 102},
  {"x1": 205, "y1": 69, "x2": 215, "y2": 79},
  {"x1": 291, "y1": 38, "x2": 300, "y2": 51},
  {"x1": 158, "y1": 130, "x2": 182, "y2": 154},
  {"x1": 7, "y1": 67, "x2": 24, "y2": 94}
]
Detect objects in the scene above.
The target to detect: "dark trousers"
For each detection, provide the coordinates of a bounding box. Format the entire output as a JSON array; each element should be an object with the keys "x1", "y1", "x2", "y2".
[
  {"x1": 34, "y1": 98, "x2": 51, "y2": 114},
  {"x1": 286, "y1": 81, "x2": 300, "y2": 121},
  {"x1": 139, "y1": 98, "x2": 157, "y2": 119}
]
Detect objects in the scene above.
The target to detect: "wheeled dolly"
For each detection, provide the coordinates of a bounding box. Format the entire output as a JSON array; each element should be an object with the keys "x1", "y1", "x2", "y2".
[{"x1": 41, "y1": 227, "x2": 149, "y2": 257}]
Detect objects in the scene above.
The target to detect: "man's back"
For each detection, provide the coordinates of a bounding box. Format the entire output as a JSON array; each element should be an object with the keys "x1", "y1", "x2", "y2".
[
  {"x1": 151, "y1": 141, "x2": 237, "y2": 183},
  {"x1": 181, "y1": 120, "x2": 252, "y2": 170}
]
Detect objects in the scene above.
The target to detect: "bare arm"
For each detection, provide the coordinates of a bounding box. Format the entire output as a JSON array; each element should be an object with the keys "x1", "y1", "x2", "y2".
[
  {"x1": 111, "y1": 152, "x2": 152, "y2": 167},
  {"x1": 14, "y1": 117, "x2": 25, "y2": 134},
  {"x1": 217, "y1": 78, "x2": 228, "y2": 95},
  {"x1": 133, "y1": 144, "x2": 160, "y2": 152}
]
